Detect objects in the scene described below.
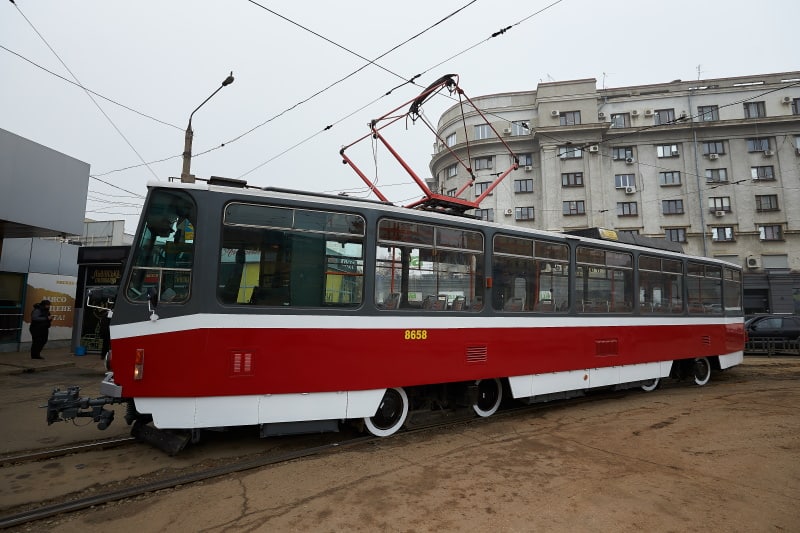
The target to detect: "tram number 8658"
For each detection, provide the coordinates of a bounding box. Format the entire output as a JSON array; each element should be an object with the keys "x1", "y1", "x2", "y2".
[{"x1": 404, "y1": 329, "x2": 428, "y2": 340}]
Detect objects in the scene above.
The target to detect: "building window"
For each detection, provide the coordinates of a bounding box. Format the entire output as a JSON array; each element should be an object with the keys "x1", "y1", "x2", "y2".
[
  {"x1": 474, "y1": 208, "x2": 494, "y2": 222},
  {"x1": 746, "y1": 137, "x2": 770, "y2": 152},
  {"x1": 755, "y1": 194, "x2": 779, "y2": 212},
  {"x1": 698, "y1": 105, "x2": 719, "y2": 122},
  {"x1": 654, "y1": 108, "x2": 675, "y2": 125},
  {"x1": 561, "y1": 172, "x2": 584, "y2": 187},
  {"x1": 709, "y1": 196, "x2": 731, "y2": 213},
  {"x1": 446, "y1": 132, "x2": 457, "y2": 147},
  {"x1": 712, "y1": 227, "x2": 734, "y2": 242},
  {"x1": 474, "y1": 124, "x2": 492, "y2": 140},
  {"x1": 610, "y1": 113, "x2": 630, "y2": 128},
  {"x1": 657, "y1": 144, "x2": 680, "y2": 158},
  {"x1": 558, "y1": 146, "x2": 583, "y2": 159},
  {"x1": 511, "y1": 121, "x2": 530, "y2": 136},
  {"x1": 702, "y1": 141, "x2": 725, "y2": 155},
  {"x1": 614, "y1": 174, "x2": 635, "y2": 189},
  {"x1": 475, "y1": 181, "x2": 491, "y2": 196},
  {"x1": 612, "y1": 146, "x2": 634, "y2": 160},
  {"x1": 563, "y1": 201, "x2": 586, "y2": 215},
  {"x1": 446, "y1": 188, "x2": 456, "y2": 197},
  {"x1": 743, "y1": 101, "x2": 766, "y2": 119},
  {"x1": 662, "y1": 199, "x2": 684, "y2": 215},
  {"x1": 759, "y1": 225, "x2": 782, "y2": 241},
  {"x1": 617, "y1": 202, "x2": 638, "y2": 216},
  {"x1": 751, "y1": 166, "x2": 775, "y2": 180},
  {"x1": 618, "y1": 229, "x2": 639, "y2": 237},
  {"x1": 559, "y1": 111, "x2": 581, "y2": 126},
  {"x1": 705, "y1": 168, "x2": 728, "y2": 183},
  {"x1": 665, "y1": 228, "x2": 686, "y2": 243},
  {"x1": 795, "y1": 135, "x2": 800, "y2": 151},
  {"x1": 514, "y1": 179, "x2": 533, "y2": 193},
  {"x1": 515, "y1": 207, "x2": 535, "y2": 221},
  {"x1": 474, "y1": 156, "x2": 493, "y2": 170},
  {"x1": 518, "y1": 153, "x2": 533, "y2": 166},
  {"x1": 445, "y1": 164, "x2": 458, "y2": 178},
  {"x1": 792, "y1": 99, "x2": 800, "y2": 115},
  {"x1": 659, "y1": 171, "x2": 681, "y2": 186}
]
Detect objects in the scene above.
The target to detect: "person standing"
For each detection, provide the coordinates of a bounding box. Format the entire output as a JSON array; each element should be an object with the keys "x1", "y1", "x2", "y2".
[{"x1": 30, "y1": 299, "x2": 53, "y2": 359}]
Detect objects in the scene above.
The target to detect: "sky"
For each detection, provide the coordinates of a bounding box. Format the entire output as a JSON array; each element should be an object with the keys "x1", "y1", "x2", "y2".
[{"x1": 2, "y1": 0, "x2": 798, "y2": 235}]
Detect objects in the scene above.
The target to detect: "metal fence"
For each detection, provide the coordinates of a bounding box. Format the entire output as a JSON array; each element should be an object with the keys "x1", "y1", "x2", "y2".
[{"x1": 745, "y1": 337, "x2": 800, "y2": 356}]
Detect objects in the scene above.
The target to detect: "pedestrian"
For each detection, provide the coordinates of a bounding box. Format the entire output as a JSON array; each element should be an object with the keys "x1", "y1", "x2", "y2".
[{"x1": 30, "y1": 299, "x2": 53, "y2": 359}]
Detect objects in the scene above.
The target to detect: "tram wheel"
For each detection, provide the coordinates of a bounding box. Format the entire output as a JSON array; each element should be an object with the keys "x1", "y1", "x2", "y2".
[
  {"x1": 693, "y1": 357, "x2": 712, "y2": 386},
  {"x1": 641, "y1": 377, "x2": 660, "y2": 392},
  {"x1": 472, "y1": 378, "x2": 503, "y2": 417},
  {"x1": 364, "y1": 387, "x2": 409, "y2": 437}
]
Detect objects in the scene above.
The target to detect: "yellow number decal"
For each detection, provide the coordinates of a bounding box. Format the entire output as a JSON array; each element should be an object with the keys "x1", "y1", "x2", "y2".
[{"x1": 404, "y1": 329, "x2": 428, "y2": 340}]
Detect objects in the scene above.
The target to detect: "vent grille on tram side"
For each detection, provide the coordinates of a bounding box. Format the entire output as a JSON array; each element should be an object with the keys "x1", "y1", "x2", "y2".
[{"x1": 466, "y1": 346, "x2": 488, "y2": 363}]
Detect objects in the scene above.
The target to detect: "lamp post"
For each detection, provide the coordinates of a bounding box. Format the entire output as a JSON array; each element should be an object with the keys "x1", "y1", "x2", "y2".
[{"x1": 181, "y1": 72, "x2": 234, "y2": 183}]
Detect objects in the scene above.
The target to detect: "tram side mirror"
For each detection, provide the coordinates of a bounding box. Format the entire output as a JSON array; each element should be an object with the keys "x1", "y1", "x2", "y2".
[{"x1": 146, "y1": 288, "x2": 159, "y2": 322}]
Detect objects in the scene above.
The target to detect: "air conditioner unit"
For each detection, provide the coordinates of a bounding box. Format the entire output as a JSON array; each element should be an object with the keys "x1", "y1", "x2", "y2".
[
  {"x1": 764, "y1": 150, "x2": 775, "y2": 157},
  {"x1": 560, "y1": 153, "x2": 568, "y2": 160},
  {"x1": 714, "y1": 210, "x2": 726, "y2": 217},
  {"x1": 503, "y1": 127, "x2": 512, "y2": 135},
  {"x1": 524, "y1": 165, "x2": 533, "y2": 172},
  {"x1": 680, "y1": 111, "x2": 688, "y2": 119},
  {"x1": 625, "y1": 157, "x2": 635, "y2": 164},
  {"x1": 551, "y1": 110, "x2": 560, "y2": 117},
  {"x1": 709, "y1": 153, "x2": 719, "y2": 160},
  {"x1": 671, "y1": 148, "x2": 679, "y2": 156},
  {"x1": 746, "y1": 256, "x2": 761, "y2": 269},
  {"x1": 588, "y1": 145, "x2": 599, "y2": 153},
  {"x1": 644, "y1": 109, "x2": 654, "y2": 117},
  {"x1": 504, "y1": 208, "x2": 513, "y2": 216},
  {"x1": 624, "y1": 186, "x2": 636, "y2": 194},
  {"x1": 781, "y1": 96, "x2": 792, "y2": 104},
  {"x1": 630, "y1": 110, "x2": 640, "y2": 117},
  {"x1": 598, "y1": 112, "x2": 606, "y2": 120}
]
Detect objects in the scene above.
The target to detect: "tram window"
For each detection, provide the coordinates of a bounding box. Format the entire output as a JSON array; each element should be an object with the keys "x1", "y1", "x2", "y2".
[
  {"x1": 219, "y1": 204, "x2": 365, "y2": 307},
  {"x1": 576, "y1": 246, "x2": 633, "y2": 313},
  {"x1": 639, "y1": 255, "x2": 683, "y2": 314},
  {"x1": 687, "y1": 262, "x2": 722, "y2": 314},
  {"x1": 376, "y1": 219, "x2": 484, "y2": 312},
  {"x1": 492, "y1": 235, "x2": 568, "y2": 312},
  {"x1": 126, "y1": 189, "x2": 196, "y2": 304},
  {"x1": 723, "y1": 268, "x2": 742, "y2": 313}
]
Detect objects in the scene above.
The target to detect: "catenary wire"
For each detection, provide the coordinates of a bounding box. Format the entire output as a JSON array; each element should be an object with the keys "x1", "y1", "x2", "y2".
[{"x1": 10, "y1": 4, "x2": 161, "y2": 180}]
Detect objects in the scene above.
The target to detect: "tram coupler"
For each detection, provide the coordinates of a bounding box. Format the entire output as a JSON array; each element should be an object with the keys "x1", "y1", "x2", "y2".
[{"x1": 45, "y1": 386, "x2": 120, "y2": 430}]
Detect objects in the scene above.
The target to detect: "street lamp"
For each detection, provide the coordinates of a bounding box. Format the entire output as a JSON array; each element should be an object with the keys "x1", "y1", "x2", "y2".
[{"x1": 181, "y1": 72, "x2": 235, "y2": 183}]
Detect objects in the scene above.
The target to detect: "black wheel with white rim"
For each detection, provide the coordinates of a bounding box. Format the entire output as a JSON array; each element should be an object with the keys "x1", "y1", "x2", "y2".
[
  {"x1": 364, "y1": 387, "x2": 409, "y2": 437},
  {"x1": 641, "y1": 377, "x2": 660, "y2": 392},
  {"x1": 693, "y1": 357, "x2": 712, "y2": 386},
  {"x1": 472, "y1": 378, "x2": 503, "y2": 417}
]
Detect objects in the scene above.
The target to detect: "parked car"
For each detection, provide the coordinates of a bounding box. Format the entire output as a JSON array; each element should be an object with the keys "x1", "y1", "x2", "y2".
[{"x1": 746, "y1": 315, "x2": 800, "y2": 341}]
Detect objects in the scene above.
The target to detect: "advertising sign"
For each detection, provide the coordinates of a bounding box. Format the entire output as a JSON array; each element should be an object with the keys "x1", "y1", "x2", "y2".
[{"x1": 21, "y1": 273, "x2": 77, "y2": 342}]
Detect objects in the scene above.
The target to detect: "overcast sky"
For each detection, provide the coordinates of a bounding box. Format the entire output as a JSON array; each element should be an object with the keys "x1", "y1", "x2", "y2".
[{"x1": 2, "y1": 0, "x2": 797, "y2": 234}]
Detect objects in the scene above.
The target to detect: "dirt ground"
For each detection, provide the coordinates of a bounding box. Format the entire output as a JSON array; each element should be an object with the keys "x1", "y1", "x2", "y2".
[{"x1": 2, "y1": 354, "x2": 799, "y2": 532}]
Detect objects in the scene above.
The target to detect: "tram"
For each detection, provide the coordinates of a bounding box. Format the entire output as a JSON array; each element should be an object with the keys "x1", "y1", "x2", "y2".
[{"x1": 46, "y1": 75, "x2": 744, "y2": 453}]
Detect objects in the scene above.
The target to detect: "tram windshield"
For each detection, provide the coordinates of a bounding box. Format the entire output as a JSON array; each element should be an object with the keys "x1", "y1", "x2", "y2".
[{"x1": 125, "y1": 189, "x2": 196, "y2": 304}]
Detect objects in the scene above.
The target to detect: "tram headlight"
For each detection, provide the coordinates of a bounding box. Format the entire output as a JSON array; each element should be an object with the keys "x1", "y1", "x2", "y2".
[{"x1": 134, "y1": 349, "x2": 144, "y2": 380}]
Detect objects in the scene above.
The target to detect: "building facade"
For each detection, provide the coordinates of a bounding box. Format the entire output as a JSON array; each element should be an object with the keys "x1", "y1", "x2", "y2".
[{"x1": 429, "y1": 72, "x2": 800, "y2": 314}]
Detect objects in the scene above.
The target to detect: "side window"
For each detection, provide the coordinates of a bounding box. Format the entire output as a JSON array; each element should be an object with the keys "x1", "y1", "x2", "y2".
[
  {"x1": 219, "y1": 204, "x2": 364, "y2": 307},
  {"x1": 575, "y1": 247, "x2": 633, "y2": 313},
  {"x1": 375, "y1": 220, "x2": 484, "y2": 312},
  {"x1": 687, "y1": 262, "x2": 722, "y2": 314},
  {"x1": 639, "y1": 256, "x2": 683, "y2": 314},
  {"x1": 492, "y1": 235, "x2": 569, "y2": 312}
]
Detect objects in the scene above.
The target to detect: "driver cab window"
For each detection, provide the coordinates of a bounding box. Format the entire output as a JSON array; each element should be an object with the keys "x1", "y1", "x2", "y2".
[{"x1": 125, "y1": 189, "x2": 196, "y2": 304}]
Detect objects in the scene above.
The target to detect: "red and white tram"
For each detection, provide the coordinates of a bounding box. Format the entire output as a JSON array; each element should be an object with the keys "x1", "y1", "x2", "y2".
[
  {"x1": 49, "y1": 178, "x2": 744, "y2": 450},
  {"x1": 47, "y1": 75, "x2": 744, "y2": 452}
]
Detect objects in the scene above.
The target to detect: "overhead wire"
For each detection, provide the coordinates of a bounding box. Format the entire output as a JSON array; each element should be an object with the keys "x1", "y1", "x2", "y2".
[{"x1": 10, "y1": 3, "x2": 161, "y2": 180}]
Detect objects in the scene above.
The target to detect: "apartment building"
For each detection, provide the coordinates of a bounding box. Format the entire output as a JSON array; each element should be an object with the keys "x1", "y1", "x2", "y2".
[{"x1": 429, "y1": 72, "x2": 800, "y2": 314}]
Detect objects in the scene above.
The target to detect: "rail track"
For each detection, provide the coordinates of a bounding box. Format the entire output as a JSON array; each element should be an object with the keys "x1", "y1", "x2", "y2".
[
  {"x1": 0, "y1": 385, "x2": 677, "y2": 529},
  {"x1": 0, "y1": 436, "x2": 136, "y2": 467}
]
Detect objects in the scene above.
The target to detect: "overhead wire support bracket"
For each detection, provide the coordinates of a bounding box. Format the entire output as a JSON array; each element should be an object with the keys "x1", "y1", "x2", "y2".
[{"x1": 339, "y1": 74, "x2": 519, "y2": 214}]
